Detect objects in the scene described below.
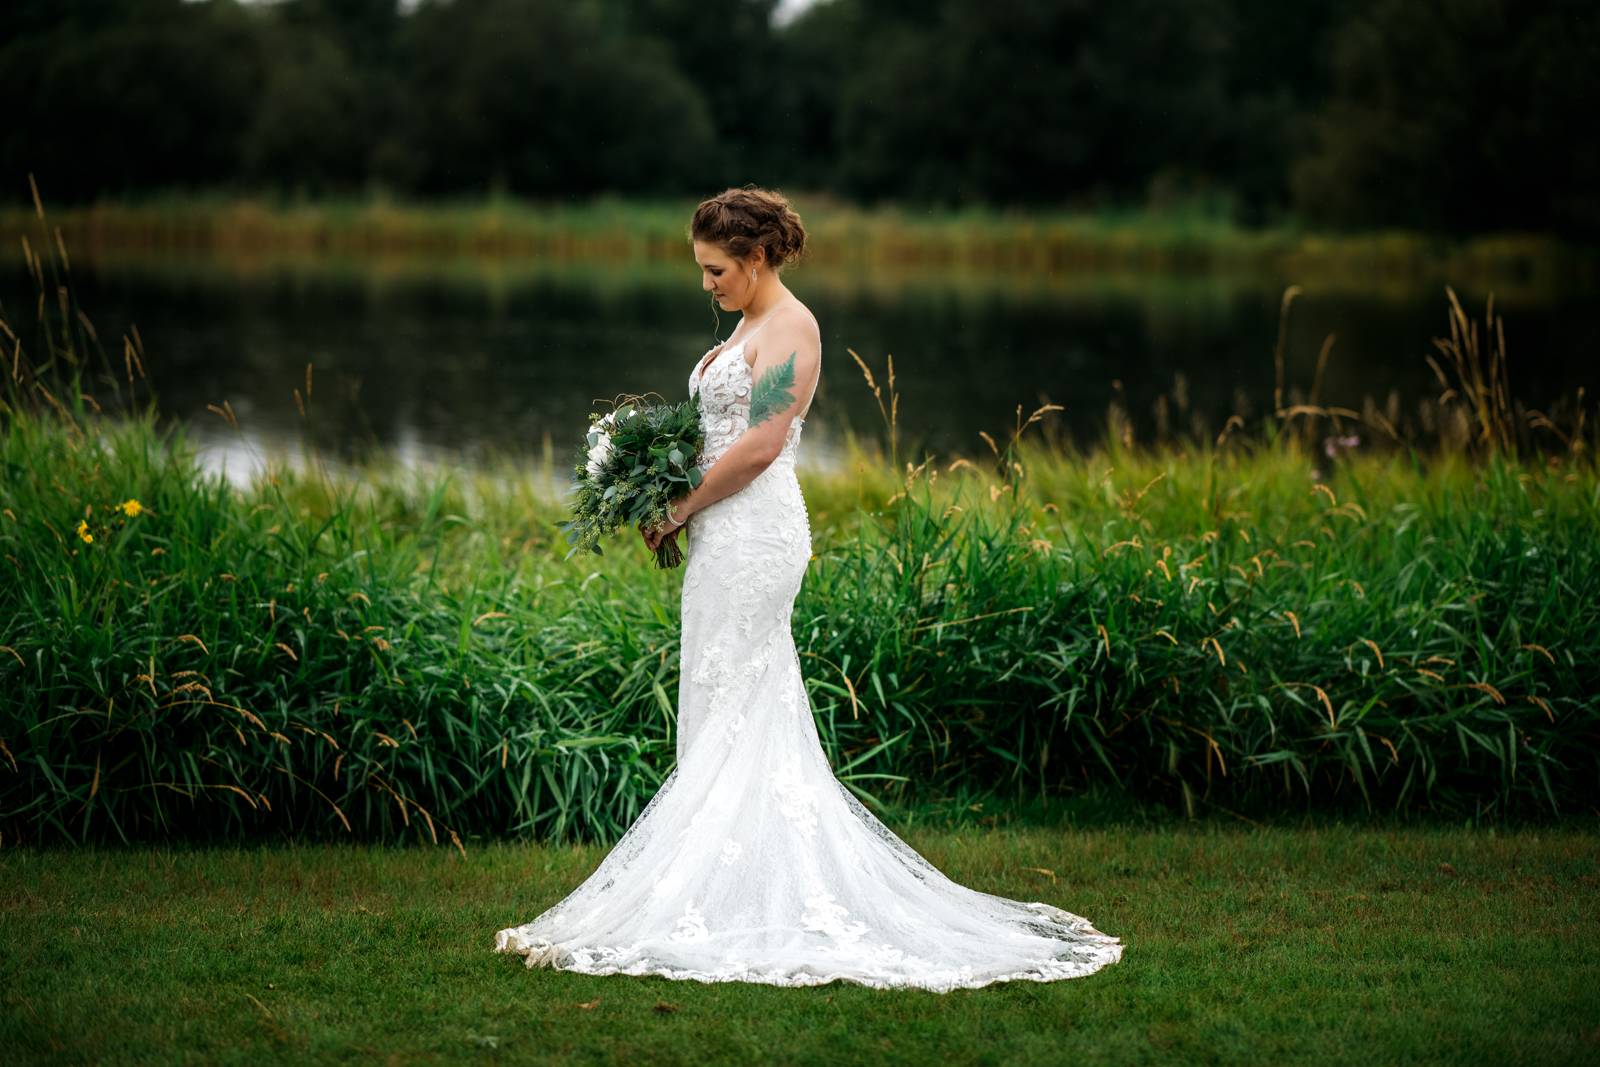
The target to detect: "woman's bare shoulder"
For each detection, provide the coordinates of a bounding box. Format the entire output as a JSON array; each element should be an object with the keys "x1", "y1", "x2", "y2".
[
  {"x1": 772, "y1": 297, "x2": 820, "y2": 346},
  {"x1": 748, "y1": 297, "x2": 819, "y2": 368}
]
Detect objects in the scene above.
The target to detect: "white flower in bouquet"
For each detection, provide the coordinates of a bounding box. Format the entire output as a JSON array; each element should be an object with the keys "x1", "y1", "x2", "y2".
[
  {"x1": 584, "y1": 429, "x2": 613, "y2": 478},
  {"x1": 583, "y1": 406, "x2": 635, "y2": 478}
]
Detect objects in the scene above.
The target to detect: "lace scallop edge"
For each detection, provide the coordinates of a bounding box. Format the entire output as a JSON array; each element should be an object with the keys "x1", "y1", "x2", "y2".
[{"x1": 491, "y1": 932, "x2": 1124, "y2": 993}]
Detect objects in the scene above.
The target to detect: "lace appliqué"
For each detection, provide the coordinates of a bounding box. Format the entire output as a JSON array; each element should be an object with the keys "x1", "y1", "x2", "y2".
[
  {"x1": 770, "y1": 756, "x2": 820, "y2": 841},
  {"x1": 671, "y1": 901, "x2": 710, "y2": 943},
  {"x1": 802, "y1": 891, "x2": 869, "y2": 945},
  {"x1": 687, "y1": 342, "x2": 804, "y2": 474}
]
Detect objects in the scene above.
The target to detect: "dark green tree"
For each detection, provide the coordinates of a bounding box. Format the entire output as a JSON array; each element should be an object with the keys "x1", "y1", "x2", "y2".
[
  {"x1": 622, "y1": 0, "x2": 783, "y2": 182},
  {"x1": 0, "y1": 0, "x2": 265, "y2": 201},
  {"x1": 830, "y1": 0, "x2": 1236, "y2": 207},
  {"x1": 766, "y1": 0, "x2": 870, "y2": 191},
  {"x1": 242, "y1": 17, "x2": 370, "y2": 194},
  {"x1": 1209, "y1": 0, "x2": 1353, "y2": 224},
  {"x1": 382, "y1": 0, "x2": 717, "y2": 197},
  {"x1": 275, "y1": 0, "x2": 403, "y2": 74},
  {"x1": 1292, "y1": 0, "x2": 1600, "y2": 236}
]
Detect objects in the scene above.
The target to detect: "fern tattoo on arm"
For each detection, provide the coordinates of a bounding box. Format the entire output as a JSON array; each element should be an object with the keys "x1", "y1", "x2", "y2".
[{"x1": 747, "y1": 351, "x2": 798, "y2": 428}]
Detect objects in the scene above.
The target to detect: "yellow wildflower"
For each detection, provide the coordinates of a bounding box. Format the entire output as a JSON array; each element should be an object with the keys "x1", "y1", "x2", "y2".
[
  {"x1": 76, "y1": 519, "x2": 93, "y2": 544},
  {"x1": 119, "y1": 498, "x2": 143, "y2": 517}
]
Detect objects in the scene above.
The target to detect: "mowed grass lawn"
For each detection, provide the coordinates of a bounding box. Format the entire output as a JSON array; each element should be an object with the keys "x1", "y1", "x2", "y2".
[{"x1": 2, "y1": 820, "x2": 1596, "y2": 1066}]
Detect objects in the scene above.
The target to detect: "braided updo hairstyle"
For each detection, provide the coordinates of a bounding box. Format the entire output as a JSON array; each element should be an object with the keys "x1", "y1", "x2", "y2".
[{"x1": 690, "y1": 187, "x2": 808, "y2": 271}]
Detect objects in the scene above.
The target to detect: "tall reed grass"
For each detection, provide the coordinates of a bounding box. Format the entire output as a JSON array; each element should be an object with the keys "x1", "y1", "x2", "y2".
[{"x1": 2, "y1": 177, "x2": 1596, "y2": 850}]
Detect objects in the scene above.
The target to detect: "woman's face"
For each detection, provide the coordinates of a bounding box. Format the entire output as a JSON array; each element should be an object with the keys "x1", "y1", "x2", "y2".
[{"x1": 693, "y1": 240, "x2": 759, "y2": 311}]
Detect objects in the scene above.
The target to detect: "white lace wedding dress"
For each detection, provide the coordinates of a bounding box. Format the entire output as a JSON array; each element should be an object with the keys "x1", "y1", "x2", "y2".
[{"x1": 493, "y1": 324, "x2": 1124, "y2": 991}]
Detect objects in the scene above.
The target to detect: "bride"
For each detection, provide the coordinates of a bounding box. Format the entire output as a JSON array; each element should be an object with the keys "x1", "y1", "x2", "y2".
[{"x1": 493, "y1": 187, "x2": 1123, "y2": 991}]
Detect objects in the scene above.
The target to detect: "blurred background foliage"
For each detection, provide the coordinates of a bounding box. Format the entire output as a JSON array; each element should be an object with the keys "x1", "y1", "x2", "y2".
[{"x1": 3, "y1": 0, "x2": 1596, "y2": 237}]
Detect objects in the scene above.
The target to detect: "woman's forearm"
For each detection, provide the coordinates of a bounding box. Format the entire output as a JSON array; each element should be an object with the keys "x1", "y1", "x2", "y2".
[{"x1": 674, "y1": 435, "x2": 778, "y2": 522}]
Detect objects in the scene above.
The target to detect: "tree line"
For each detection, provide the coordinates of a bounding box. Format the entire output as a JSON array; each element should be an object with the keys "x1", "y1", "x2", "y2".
[{"x1": 3, "y1": 0, "x2": 1596, "y2": 236}]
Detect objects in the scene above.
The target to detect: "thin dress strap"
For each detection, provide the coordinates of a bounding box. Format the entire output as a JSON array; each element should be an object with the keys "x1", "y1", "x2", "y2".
[
  {"x1": 731, "y1": 313, "x2": 776, "y2": 348},
  {"x1": 697, "y1": 312, "x2": 776, "y2": 382}
]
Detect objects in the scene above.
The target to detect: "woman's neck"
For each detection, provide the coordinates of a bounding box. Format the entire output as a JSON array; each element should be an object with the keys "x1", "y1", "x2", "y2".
[{"x1": 741, "y1": 281, "x2": 790, "y2": 323}]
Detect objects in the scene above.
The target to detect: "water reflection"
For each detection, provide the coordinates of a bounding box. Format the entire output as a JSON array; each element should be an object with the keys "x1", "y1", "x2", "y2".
[
  {"x1": 4, "y1": 250, "x2": 1593, "y2": 485},
  {"x1": 186, "y1": 420, "x2": 509, "y2": 492},
  {"x1": 185, "y1": 410, "x2": 848, "y2": 491}
]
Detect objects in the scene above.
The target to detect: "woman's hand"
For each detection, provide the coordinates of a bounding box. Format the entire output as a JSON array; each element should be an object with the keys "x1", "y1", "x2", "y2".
[
  {"x1": 641, "y1": 498, "x2": 691, "y2": 553},
  {"x1": 641, "y1": 519, "x2": 679, "y2": 553}
]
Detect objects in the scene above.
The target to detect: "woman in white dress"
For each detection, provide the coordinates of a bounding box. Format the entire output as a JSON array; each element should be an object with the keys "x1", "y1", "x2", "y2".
[{"x1": 493, "y1": 187, "x2": 1123, "y2": 991}]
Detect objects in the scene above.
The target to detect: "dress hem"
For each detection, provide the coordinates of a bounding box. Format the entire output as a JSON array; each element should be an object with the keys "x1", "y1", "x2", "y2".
[{"x1": 492, "y1": 927, "x2": 1124, "y2": 993}]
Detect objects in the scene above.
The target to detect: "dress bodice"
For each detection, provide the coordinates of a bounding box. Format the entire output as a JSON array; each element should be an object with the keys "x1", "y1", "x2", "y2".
[
  {"x1": 682, "y1": 324, "x2": 814, "y2": 635},
  {"x1": 688, "y1": 332, "x2": 806, "y2": 473}
]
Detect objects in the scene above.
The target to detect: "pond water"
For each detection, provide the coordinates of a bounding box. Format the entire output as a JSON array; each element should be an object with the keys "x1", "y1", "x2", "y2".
[{"x1": 4, "y1": 252, "x2": 1593, "y2": 486}]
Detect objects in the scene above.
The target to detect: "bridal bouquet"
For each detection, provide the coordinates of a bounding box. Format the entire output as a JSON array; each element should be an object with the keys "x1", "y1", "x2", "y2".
[{"x1": 557, "y1": 394, "x2": 705, "y2": 568}]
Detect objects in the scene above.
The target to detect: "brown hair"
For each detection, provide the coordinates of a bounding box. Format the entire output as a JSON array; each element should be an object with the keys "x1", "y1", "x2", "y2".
[{"x1": 690, "y1": 186, "x2": 808, "y2": 271}]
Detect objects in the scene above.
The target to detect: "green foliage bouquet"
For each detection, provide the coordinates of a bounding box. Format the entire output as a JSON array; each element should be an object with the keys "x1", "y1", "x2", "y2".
[{"x1": 557, "y1": 394, "x2": 705, "y2": 568}]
